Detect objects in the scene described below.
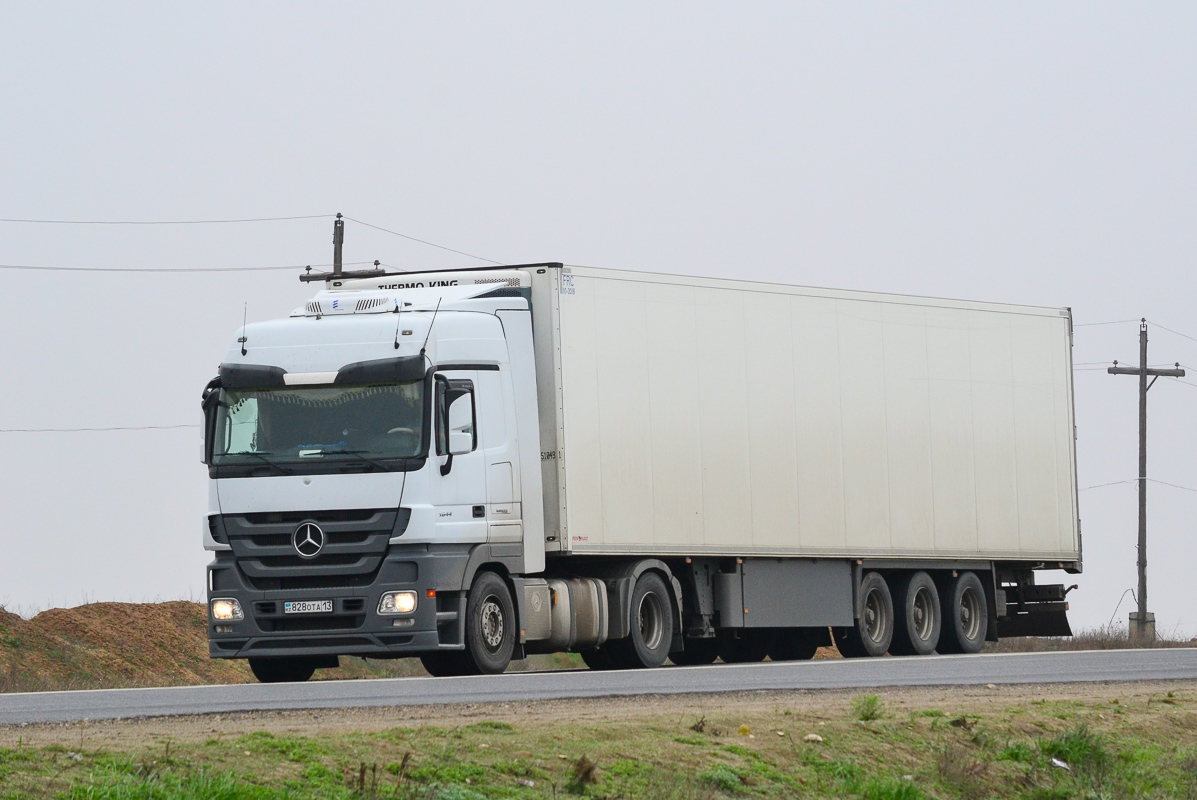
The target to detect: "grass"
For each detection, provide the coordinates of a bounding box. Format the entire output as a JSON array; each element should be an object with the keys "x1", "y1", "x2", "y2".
[
  {"x1": 853, "y1": 694, "x2": 885, "y2": 721},
  {"x1": 6, "y1": 687, "x2": 1197, "y2": 799}
]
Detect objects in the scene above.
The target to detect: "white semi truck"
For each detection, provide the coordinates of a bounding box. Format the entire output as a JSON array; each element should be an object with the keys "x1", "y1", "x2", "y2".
[{"x1": 203, "y1": 258, "x2": 1079, "y2": 682}]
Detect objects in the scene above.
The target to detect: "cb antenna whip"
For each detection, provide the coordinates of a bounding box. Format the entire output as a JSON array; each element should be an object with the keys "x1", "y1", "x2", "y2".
[{"x1": 238, "y1": 302, "x2": 248, "y2": 356}]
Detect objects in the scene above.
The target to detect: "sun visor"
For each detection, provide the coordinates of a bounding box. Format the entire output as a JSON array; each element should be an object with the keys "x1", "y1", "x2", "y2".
[
  {"x1": 218, "y1": 363, "x2": 287, "y2": 389},
  {"x1": 335, "y1": 355, "x2": 427, "y2": 384}
]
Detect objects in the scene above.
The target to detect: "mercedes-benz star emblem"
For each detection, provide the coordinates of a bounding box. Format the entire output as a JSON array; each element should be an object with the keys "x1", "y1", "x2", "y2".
[{"x1": 293, "y1": 521, "x2": 325, "y2": 558}]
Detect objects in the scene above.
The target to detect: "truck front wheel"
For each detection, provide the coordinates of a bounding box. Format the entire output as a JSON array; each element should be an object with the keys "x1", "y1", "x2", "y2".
[
  {"x1": 248, "y1": 656, "x2": 317, "y2": 684},
  {"x1": 464, "y1": 571, "x2": 516, "y2": 674},
  {"x1": 833, "y1": 571, "x2": 894, "y2": 658},
  {"x1": 937, "y1": 571, "x2": 988, "y2": 654},
  {"x1": 607, "y1": 572, "x2": 673, "y2": 668}
]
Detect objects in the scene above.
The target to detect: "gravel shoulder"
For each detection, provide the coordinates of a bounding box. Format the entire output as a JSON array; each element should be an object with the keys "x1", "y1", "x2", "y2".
[{"x1": 5, "y1": 679, "x2": 1193, "y2": 749}]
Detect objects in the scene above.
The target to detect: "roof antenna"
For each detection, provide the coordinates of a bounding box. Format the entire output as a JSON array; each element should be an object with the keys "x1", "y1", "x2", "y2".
[
  {"x1": 238, "y1": 302, "x2": 248, "y2": 356},
  {"x1": 419, "y1": 298, "x2": 442, "y2": 361},
  {"x1": 332, "y1": 213, "x2": 344, "y2": 279}
]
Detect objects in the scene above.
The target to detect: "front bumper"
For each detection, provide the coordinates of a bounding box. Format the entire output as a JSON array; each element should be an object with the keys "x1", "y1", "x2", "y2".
[{"x1": 206, "y1": 543, "x2": 474, "y2": 659}]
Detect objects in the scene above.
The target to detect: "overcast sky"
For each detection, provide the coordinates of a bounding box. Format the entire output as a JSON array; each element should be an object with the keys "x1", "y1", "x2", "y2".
[{"x1": 1, "y1": 4, "x2": 1194, "y2": 636}]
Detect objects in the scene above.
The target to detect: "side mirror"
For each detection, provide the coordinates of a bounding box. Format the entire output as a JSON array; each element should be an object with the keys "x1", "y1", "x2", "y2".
[{"x1": 447, "y1": 393, "x2": 474, "y2": 456}]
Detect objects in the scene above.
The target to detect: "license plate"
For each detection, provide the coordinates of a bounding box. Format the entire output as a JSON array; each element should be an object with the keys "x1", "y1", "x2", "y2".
[{"x1": 284, "y1": 600, "x2": 333, "y2": 615}]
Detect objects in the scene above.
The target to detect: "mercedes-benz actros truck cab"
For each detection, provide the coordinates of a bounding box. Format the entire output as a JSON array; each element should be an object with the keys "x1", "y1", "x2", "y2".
[{"x1": 204, "y1": 259, "x2": 1080, "y2": 682}]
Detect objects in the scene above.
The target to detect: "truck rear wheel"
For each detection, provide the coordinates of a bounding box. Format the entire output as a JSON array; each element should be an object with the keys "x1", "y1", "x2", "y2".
[
  {"x1": 248, "y1": 656, "x2": 318, "y2": 684},
  {"x1": 937, "y1": 571, "x2": 988, "y2": 654},
  {"x1": 669, "y1": 636, "x2": 720, "y2": 666},
  {"x1": 606, "y1": 572, "x2": 673, "y2": 668},
  {"x1": 769, "y1": 629, "x2": 820, "y2": 661},
  {"x1": 890, "y1": 571, "x2": 941, "y2": 656},
  {"x1": 833, "y1": 571, "x2": 893, "y2": 658}
]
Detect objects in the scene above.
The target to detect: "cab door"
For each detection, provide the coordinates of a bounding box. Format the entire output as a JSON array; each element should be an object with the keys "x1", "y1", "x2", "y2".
[{"x1": 431, "y1": 371, "x2": 486, "y2": 541}]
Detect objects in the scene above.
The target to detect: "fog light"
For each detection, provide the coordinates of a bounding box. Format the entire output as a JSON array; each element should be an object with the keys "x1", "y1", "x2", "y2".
[
  {"x1": 378, "y1": 591, "x2": 417, "y2": 614},
  {"x1": 214, "y1": 625, "x2": 234, "y2": 634},
  {"x1": 211, "y1": 598, "x2": 244, "y2": 621},
  {"x1": 392, "y1": 618, "x2": 415, "y2": 628}
]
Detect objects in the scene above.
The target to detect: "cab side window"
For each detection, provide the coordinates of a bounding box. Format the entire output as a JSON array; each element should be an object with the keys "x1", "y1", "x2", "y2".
[{"x1": 436, "y1": 377, "x2": 476, "y2": 456}]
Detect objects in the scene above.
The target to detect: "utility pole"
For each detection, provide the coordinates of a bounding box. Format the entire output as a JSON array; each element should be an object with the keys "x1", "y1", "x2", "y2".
[
  {"x1": 332, "y1": 212, "x2": 344, "y2": 278},
  {"x1": 1108, "y1": 319, "x2": 1185, "y2": 644}
]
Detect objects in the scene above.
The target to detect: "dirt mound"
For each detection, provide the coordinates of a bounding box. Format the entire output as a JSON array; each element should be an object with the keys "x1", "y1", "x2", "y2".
[{"x1": 0, "y1": 601, "x2": 253, "y2": 692}]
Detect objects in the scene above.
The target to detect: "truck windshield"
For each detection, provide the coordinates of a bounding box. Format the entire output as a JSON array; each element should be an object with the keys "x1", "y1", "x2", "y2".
[{"x1": 211, "y1": 381, "x2": 426, "y2": 466}]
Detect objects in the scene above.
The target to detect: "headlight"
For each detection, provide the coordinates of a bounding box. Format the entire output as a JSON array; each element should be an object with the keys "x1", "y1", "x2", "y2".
[
  {"x1": 378, "y1": 591, "x2": 417, "y2": 615},
  {"x1": 211, "y1": 598, "x2": 244, "y2": 621}
]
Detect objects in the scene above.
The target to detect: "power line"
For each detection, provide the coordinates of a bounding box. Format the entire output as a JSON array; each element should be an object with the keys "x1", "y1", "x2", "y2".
[
  {"x1": 1075, "y1": 319, "x2": 1142, "y2": 327},
  {"x1": 1079, "y1": 480, "x2": 1138, "y2": 492},
  {"x1": 343, "y1": 216, "x2": 502, "y2": 266},
  {"x1": 0, "y1": 424, "x2": 199, "y2": 433},
  {"x1": 1147, "y1": 319, "x2": 1197, "y2": 346},
  {"x1": 0, "y1": 214, "x2": 332, "y2": 225},
  {"x1": 0, "y1": 260, "x2": 376, "y2": 274}
]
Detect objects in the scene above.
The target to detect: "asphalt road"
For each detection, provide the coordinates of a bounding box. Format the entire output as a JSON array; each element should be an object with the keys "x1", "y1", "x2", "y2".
[{"x1": 2, "y1": 649, "x2": 1196, "y2": 726}]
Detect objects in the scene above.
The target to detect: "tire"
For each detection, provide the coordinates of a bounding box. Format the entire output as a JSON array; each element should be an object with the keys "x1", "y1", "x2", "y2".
[
  {"x1": 718, "y1": 629, "x2": 773, "y2": 663},
  {"x1": 832, "y1": 571, "x2": 893, "y2": 658},
  {"x1": 464, "y1": 571, "x2": 516, "y2": 674},
  {"x1": 669, "y1": 636, "x2": 720, "y2": 666},
  {"x1": 890, "y1": 571, "x2": 942, "y2": 656},
  {"x1": 419, "y1": 651, "x2": 479, "y2": 677},
  {"x1": 248, "y1": 657, "x2": 317, "y2": 684},
  {"x1": 937, "y1": 571, "x2": 988, "y2": 654},
  {"x1": 579, "y1": 645, "x2": 617, "y2": 671},
  {"x1": 769, "y1": 629, "x2": 820, "y2": 661},
  {"x1": 605, "y1": 572, "x2": 674, "y2": 669}
]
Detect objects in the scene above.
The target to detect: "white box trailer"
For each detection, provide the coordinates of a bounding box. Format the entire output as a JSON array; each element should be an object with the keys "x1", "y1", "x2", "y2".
[
  {"x1": 204, "y1": 253, "x2": 1079, "y2": 682},
  {"x1": 529, "y1": 266, "x2": 1080, "y2": 564}
]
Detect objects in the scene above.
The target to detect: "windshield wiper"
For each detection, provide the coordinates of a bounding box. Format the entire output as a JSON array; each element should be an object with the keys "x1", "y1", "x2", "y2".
[
  {"x1": 323, "y1": 449, "x2": 397, "y2": 473},
  {"x1": 227, "y1": 451, "x2": 293, "y2": 476}
]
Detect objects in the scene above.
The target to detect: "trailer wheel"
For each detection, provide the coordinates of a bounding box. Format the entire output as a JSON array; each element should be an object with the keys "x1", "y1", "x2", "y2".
[
  {"x1": 769, "y1": 629, "x2": 820, "y2": 661},
  {"x1": 606, "y1": 572, "x2": 673, "y2": 668},
  {"x1": 890, "y1": 571, "x2": 941, "y2": 656},
  {"x1": 669, "y1": 636, "x2": 720, "y2": 666},
  {"x1": 248, "y1": 657, "x2": 317, "y2": 684},
  {"x1": 937, "y1": 571, "x2": 988, "y2": 654},
  {"x1": 833, "y1": 571, "x2": 893, "y2": 658},
  {"x1": 718, "y1": 629, "x2": 772, "y2": 663},
  {"x1": 463, "y1": 571, "x2": 516, "y2": 674}
]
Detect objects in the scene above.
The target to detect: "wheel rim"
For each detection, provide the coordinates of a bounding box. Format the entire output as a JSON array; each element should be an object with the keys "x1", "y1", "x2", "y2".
[
  {"x1": 480, "y1": 596, "x2": 505, "y2": 653},
  {"x1": 959, "y1": 586, "x2": 982, "y2": 640},
  {"x1": 863, "y1": 588, "x2": 889, "y2": 644},
  {"x1": 912, "y1": 587, "x2": 935, "y2": 642},
  {"x1": 638, "y1": 591, "x2": 665, "y2": 650}
]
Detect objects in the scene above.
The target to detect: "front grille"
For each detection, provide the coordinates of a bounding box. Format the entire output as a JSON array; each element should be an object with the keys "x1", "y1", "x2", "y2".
[
  {"x1": 249, "y1": 530, "x2": 371, "y2": 548},
  {"x1": 250, "y1": 570, "x2": 382, "y2": 591},
  {"x1": 243, "y1": 509, "x2": 381, "y2": 525},
  {"x1": 258, "y1": 554, "x2": 364, "y2": 569},
  {"x1": 221, "y1": 508, "x2": 399, "y2": 592}
]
